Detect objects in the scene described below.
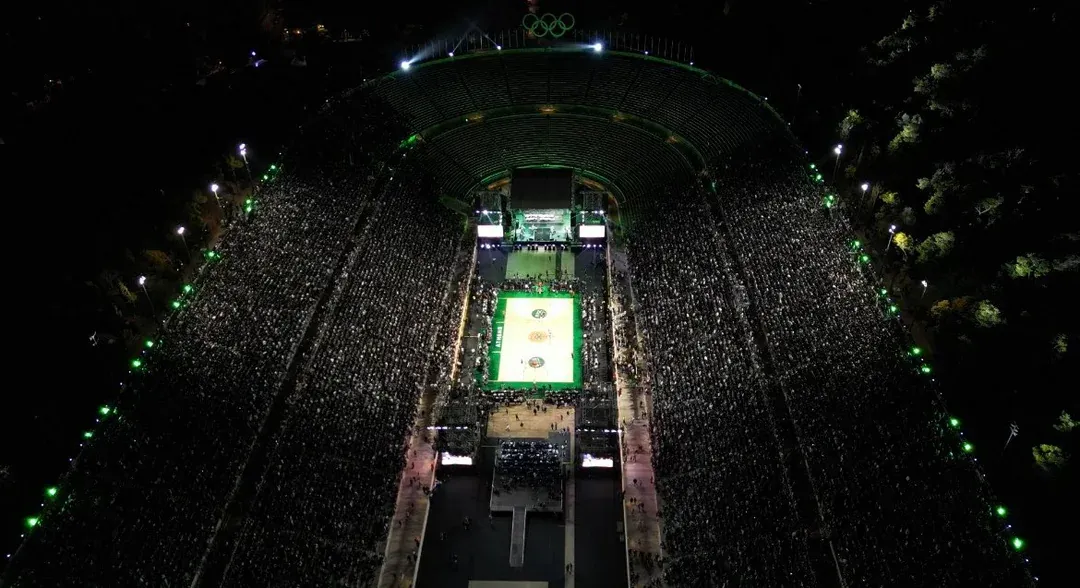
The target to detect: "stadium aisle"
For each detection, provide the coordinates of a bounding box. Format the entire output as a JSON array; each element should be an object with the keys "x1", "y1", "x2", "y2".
[{"x1": 378, "y1": 429, "x2": 437, "y2": 588}]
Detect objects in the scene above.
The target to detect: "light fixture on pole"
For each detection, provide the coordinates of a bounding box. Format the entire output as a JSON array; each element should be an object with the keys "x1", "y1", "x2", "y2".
[
  {"x1": 210, "y1": 183, "x2": 221, "y2": 209},
  {"x1": 833, "y1": 144, "x2": 843, "y2": 178},
  {"x1": 137, "y1": 275, "x2": 155, "y2": 315},
  {"x1": 921, "y1": 279, "x2": 928, "y2": 299},
  {"x1": 238, "y1": 144, "x2": 250, "y2": 179},
  {"x1": 176, "y1": 226, "x2": 189, "y2": 259},
  {"x1": 886, "y1": 224, "x2": 897, "y2": 251},
  {"x1": 861, "y1": 182, "x2": 870, "y2": 192}
]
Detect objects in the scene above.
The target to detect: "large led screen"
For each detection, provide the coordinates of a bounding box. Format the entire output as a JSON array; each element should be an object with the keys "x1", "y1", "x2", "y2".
[
  {"x1": 477, "y1": 224, "x2": 504, "y2": 238},
  {"x1": 578, "y1": 224, "x2": 606, "y2": 239}
]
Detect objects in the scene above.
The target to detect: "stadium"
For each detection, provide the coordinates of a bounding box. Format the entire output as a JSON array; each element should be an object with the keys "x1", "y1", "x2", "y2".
[{"x1": 4, "y1": 27, "x2": 1032, "y2": 588}]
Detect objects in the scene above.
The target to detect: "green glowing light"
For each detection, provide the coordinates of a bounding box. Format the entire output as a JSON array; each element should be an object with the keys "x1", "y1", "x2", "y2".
[
  {"x1": 262, "y1": 174, "x2": 269, "y2": 181},
  {"x1": 920, "y1": 364, "x2": 931, "y2": 374},
  {"x1": 83, "y1": 431, "x2": 93, "y2": 439},
  {"x1": 809, "y1": 163, "x2": 816, "y2": 170},
  {"x1": 962, "y1": 441, "x2": 973, "y2": 453},
  {"x1": 183, "y1": 284, "x2": 193, "y2": 294},
  {"x1": 245, "y1": 205, "x2": 253, "y2": 213},
  {"x1": 824, "y1": 201, "x2": 833, "y2": 208},
  {"x1": 26, "y1": 517, "x2": 39, "y2": 528},
  {"x1": 131, "y1": 359, "x2": 143, "y2": 369},
  {"x1": 889, "y1": 304, "x2": 898, "y2": 313},
  {"x1": 816, "y1": 174, "x2": 823, "y2": 181},
  {"x1": 245, "y1": 198, "x2": 253, "y2": 205},
  {"x1": 269, "y1": 164, "x2": 277, "y2": 170},
  {"x1": 852, "y1": 240, "x2": 861, "y2": 249},
  {"x1": 949, "y1": 417, "x2": 960, "y2": 428},
  {"x1": 99, "y1": 406, "x2": 111, "y2": 416},
  {"x1": 996, "y1": 505, "x2": 1007, "y2": 517},
  {"x1": 171, "y1": 300, "x2": 181, "y2": 309},
  {"x1": 46, "y1": 487, "x2": 58, "y2": 498},
  {"x1": 910, "y1": 346, "x2": 922, "y2": 356},
  {"x1": 145, "y1": 339, "x2": 154, "y2": 348},
  {"x1": 861, "y1": 254, "x2": 870, "y2": 263},
  {"x1": 1011, "y1": 537, "x2": 1024, "y2": 550},
  {"x1": 880, "y1": 288, "x2": 888, "y2": 296}
]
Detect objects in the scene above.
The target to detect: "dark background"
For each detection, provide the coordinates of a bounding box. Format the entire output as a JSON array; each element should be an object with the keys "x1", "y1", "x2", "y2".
[{"x1": 2, "y1": 0, "x2": 1072, "y2": 584}]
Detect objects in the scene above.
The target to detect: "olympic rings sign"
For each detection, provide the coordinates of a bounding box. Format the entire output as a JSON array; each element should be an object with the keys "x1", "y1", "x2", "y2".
[{"x1": 522, "y1": 12, "x2": 575, "y2": 38}]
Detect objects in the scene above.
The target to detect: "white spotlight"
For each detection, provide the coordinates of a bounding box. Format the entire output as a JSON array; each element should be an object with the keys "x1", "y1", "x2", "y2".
[
  {"x1": 834, "y1": 144, "x2": 843, "y2": 154},
  {"x1": 448, "y1": 52, "x2": 454, "y2": 57},
  {"x1": 860, "y1": 182, "x2": 870, "y2": 191},
  {"x1": 592, "y1": 43, "x2": 603, "y2": 52},
  {"x1": 496, "y1": 45, "x2": 502, "y2": 50},
  {"x1": 400, "y1": 60, "x2": 411, "y2": 71}
]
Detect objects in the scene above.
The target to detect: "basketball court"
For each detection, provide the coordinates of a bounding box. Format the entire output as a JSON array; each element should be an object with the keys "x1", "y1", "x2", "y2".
[{"x1": 487, "y1": 291, "x2": 582, "y2": 390}]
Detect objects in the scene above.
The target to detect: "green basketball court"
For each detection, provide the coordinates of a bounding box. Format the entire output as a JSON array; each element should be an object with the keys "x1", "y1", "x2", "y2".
[{"x1": 485, "y1": 289, "x2": 582, "y2": 390}]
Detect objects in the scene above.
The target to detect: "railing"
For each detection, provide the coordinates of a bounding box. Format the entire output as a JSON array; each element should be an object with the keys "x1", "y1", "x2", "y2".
[{"x1": 403, "y1": 29, "x2": 695, "y2": 67}]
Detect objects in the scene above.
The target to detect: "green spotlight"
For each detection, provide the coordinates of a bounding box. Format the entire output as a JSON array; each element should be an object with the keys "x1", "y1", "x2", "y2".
[
  {"x1": 852, "y1": 240, "x2": 861, "y2": 249},
  {"x1": 131, "y1": 358, "x2": 142, "y2": 369},
  {"x1": 809, "y1": 163, "x2": 816, "y2": 170},
  {"x1": 145, "y1": 339, "x2": 154, "y2": 348},
  {"x1": 46, "y1": 487, "x2": 58, "y2": 498},
  {"x1": 996, "y1": 505, "x2": 1007, "y2": 517},
  {"x1": 860, "y1": 254, "x2": 870, "y2": 263},
  {"x1": 171, "y1": 300, "x2": 181, "y2": 309},
  {"x1": 889, "y1": 304, "x2": 898, "y2": 313},
  {"x1": 183, "y1": 284, "x2": 193, "y2": 294},
  {"x1": 99, "y1": 406, "x2": 111, "y2": 416},
  {"x1": 880, "y1": 288, "x2": 888, "y2": 296},
  {"x1": 910, "y1": 346, "x2": 922, "y2": 356},
  {"x1": 962, "y1": 441, "x2": 973, "y2": 453},
  {"x1": 26, "y1": 517, "x2": 39, "y2": 528},
  {"x1": 1011, "y1": 537, "x2": 1024, "y2": 550},
  {"x1": 83, "y1": 431, "x2": 93, "y2": 439},
  {"x1": 262, "y1": 174, "x2": 269, "y2": 181},
  {"x1": 269, "y1": 164, "x2": 277, "y2": 170},
  {"x1": 949, "y1": 417, "x2": 960, "y2": 428},
  {"x1": 920, "y1": 364, "x2": 931, "y2": 374}
]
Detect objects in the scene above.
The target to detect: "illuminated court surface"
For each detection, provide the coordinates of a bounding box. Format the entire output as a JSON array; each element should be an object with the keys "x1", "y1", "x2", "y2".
[{"x1": 488, "y1": 294, "x2": 581, "y2": 388}]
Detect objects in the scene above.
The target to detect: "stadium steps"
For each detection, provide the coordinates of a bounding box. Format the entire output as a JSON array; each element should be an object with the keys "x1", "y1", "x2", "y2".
[{"x1": 698, "y1": 182, "x2": 844, "y2": 588}]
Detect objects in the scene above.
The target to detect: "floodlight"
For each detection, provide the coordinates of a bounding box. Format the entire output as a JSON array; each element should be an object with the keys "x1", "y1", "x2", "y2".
[
  {"x1": 861, "y1": 182, "x2": 870, "y2": 191},
  {"x1": 593, "y1": 43, "x2": 603, "y2": 52},
  {"x1": 496, "y1": 45, "x2": 502, "y2": 50},
  {"x1": 834, "y1": 144, "x2": 843, "y2": 155},
  {"x1": 448, "y1": 52, "x2": 454, "y2": 57},
  {"x1": 400, "y1": 60, "x2": 410, "y2": 71},
  {"x1": 210, "y1": 183, "x2": 219, "y2": 193},
  {"x1": 138, "y1": 275, "x2": 146, "y2": 286},
  {"x1": 176, "y1": 226, "x2": 185, "y2": 236}
]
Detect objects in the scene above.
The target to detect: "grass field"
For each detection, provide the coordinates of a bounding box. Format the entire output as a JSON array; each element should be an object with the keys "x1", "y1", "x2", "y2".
[{"x1": 486, "y1": 290, "x2": 582, "y2": 390}]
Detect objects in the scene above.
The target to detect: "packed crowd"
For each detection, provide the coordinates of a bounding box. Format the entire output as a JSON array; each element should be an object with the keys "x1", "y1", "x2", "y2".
[
  {"x1": 612, "y1": 143, "x2": 1026, "y2": 586},
  {"x1": 624, "y1": 185, "x2": 817, "y2": 587},
  {"x1": 710, "y1": 147, "x2": 1028, "y2": 587},
  {"x1": 4, "y1": 95, "x2": 470, "y2": 587},
  {"x1": 220, "y1": 159, "x2": 467, "y2": 586},
  {"x1": 494, "y1": 440, "x2": 566, "y2": 500}
]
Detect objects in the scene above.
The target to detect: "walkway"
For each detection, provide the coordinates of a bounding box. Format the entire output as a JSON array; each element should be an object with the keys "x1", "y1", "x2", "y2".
[{"x1": 377, "y1": 427, "x2": 437, "y2": 588}]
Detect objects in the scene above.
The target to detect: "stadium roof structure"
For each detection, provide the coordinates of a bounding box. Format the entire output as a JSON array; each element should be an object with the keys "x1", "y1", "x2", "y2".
[{"x1": 368, "y1": 49, "x2": 791, "y2": 198}]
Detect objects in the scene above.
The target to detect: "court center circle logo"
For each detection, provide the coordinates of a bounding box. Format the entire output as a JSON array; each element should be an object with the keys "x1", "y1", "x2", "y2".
[
  {"x1": 527, "y1": 357, "x2": 545, "y2": 368},
  {"x1": 528, "y1": 330, "x2": 549, "y2": 343},
  {"x1": 531, "y1": 309, "x2": 548, "y2": 319}
]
